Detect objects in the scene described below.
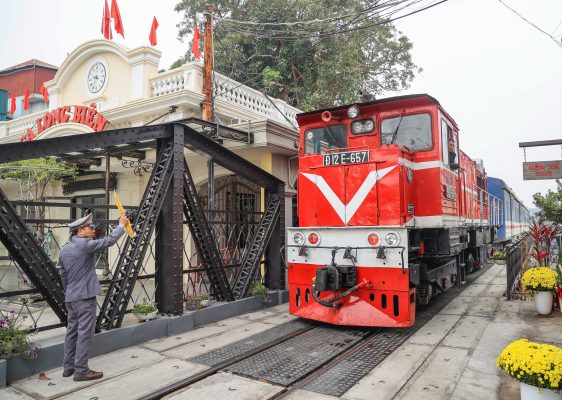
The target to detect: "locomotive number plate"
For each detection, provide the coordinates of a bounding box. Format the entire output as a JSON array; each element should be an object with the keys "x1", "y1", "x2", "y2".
[{"x1": 323, "y1": 150, "x2": 369, "y2": 166}]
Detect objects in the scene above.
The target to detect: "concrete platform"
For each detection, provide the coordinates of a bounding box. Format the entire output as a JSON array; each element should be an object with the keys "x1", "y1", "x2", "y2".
[{"x1": 1, "y1": 263, "x2": 561, "y2": 400}]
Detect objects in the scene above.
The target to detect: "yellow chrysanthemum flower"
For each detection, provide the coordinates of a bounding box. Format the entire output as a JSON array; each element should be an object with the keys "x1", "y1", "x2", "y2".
[
  {"x1": 497, "y1": 339, "x2": 562, "y2": 392},
  {"x1": 521, "y1": 267, "x2": 558, "y2": 292}
]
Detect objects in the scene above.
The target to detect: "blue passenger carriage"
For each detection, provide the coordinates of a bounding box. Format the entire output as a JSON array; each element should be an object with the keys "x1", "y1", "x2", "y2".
[{"x1": 487, "y1": 177, "x2": 529, "y2": 243}]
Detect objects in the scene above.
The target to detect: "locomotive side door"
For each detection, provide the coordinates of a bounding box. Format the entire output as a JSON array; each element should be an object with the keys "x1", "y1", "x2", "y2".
[{"x1": 440, "y1": 119, "x2": 460, "y2": 218}]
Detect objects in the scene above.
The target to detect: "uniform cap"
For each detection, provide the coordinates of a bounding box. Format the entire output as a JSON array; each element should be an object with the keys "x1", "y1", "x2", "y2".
[{"x1": 69, "y1": 213, "x2": 93, "y2": 229}]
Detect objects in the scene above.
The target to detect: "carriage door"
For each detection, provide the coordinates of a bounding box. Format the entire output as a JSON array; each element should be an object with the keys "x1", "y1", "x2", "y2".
[{"x1": 441, "y1": 120, "x2": 460, "y2": 217}]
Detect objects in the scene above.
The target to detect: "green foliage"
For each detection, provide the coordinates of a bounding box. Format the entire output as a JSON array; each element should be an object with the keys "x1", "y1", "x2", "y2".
[
  {"x1": 132, "y1": 299, "x2": 157, "y2": 314},
  {"x1": 170, "y1": 57, "x2": 187, "y2": 70},
  {"x1": 186, "y1": 294, "x2": 209, "y2": 311},
  {"x1": 0, "y1": 158, "x2": 77, "y2": 201},
  {"x1": 533, "y1": 180, "x2": 562, "y2": 225},
  {"x1": 174, "y1": 0, "x2": 420, "y2": 110},
  {"x1": 491, "y1": 249, "x2": 506, "y2": 260},
  {"x1": 0, "y1": 312, "x2": 39, "y2": 360},
  {"x1": 251, "y1": 282, "x2": 270, "y2": 303}
]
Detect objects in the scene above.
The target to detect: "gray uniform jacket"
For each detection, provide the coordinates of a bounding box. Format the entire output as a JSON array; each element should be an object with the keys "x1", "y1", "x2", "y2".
[{"x1": 59, "y1": 225, "x2": 125, "y2": 303}]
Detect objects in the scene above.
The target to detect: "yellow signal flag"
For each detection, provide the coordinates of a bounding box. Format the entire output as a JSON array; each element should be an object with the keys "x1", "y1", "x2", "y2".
[{"x1": 113, "y1": 191, "x2": 136, "y2": 238}]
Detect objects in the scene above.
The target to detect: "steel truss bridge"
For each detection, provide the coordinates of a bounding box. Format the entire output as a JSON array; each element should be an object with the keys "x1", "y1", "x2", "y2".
[{"x1": 0, "y1": 120, "x2": 285, "y2": 331}]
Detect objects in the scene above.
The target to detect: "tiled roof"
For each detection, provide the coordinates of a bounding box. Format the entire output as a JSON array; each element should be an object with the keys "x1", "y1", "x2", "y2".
[{"x1": 0, "y1": 59, "x2": 59, "y2": 73}]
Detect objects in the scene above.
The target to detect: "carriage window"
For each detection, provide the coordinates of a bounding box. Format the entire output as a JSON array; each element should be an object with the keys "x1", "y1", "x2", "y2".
[
  {"x1": 304, "y1": 125, "x2": 347, "y2": 154},
  {"x1": 381, "y1": 114, "x2": 432, "y2": 151},
  {"x1": 441, "y1": 120, "x2": 458, "y2": 169}
]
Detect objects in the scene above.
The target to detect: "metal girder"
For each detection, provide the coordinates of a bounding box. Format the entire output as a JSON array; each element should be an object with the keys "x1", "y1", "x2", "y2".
[
  {"x1": 96, "y1": 137, "x2": 175, "y2": 331},
  {"x1": 232, "y1": 192, "x2": 282, "y2": 299},
  {"x1": 182, "y1": 158, "x2": 234, "y2": 301},
  {"x1": 178, "y1": 118, "x2": 253, "y2": 144},
  {"x1": 180, "y1": 125, "x2": 284, "y2": 192},
  {"x1": 0, "y1": 126, "x2": 168, "y2": 163},
  {"x1": 0, "y1": 187, "x2": 67, "y2": 323},
  {"x1": 155, "y1": 126, "x2": 185, "y2": 315}
]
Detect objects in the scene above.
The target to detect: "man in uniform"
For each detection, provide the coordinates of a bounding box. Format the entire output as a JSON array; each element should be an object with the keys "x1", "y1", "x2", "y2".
[{"x1": 59, "y1": 213, "x2": 129, "y2": 381}]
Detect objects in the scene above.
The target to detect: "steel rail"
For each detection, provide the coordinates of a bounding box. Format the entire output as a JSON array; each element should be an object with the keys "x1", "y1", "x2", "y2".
[{"x1": 138, "y1": 324, "x2": 315, "y2": 400}]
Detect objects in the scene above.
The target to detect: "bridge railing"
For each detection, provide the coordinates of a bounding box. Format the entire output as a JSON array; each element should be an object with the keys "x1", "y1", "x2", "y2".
[{"x1": 505, "y1": 233, "x2": 532, "y2": 299}]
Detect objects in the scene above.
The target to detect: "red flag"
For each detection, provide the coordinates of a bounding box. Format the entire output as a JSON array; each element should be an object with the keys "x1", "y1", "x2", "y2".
[
  {"x1": 40, "y1": 83, "x2": 49, "y2": 103},
  {"x1": 101, "y1": 0, "x2": 113, "y2": 40},
  {"x1": 9, "y1": 94, "x2": 16, "y2": 115},
  {"x1": 111, "y1": 0, "x2": 124, "y2": 38},
  {"x1": 23, "y1": 89, "x2": 30, "y2": 111},
  {"x1": 192, "y1": 23, "x2": 201, "y2": 59},
  {"x1": 149, "y1": 17, "x2": 158, "y2": 46}
]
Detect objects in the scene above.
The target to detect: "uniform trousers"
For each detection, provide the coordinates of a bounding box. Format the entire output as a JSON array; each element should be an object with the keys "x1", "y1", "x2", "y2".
[{"x1": 63, "y1": 297, "x2": 97, "y2": 374}]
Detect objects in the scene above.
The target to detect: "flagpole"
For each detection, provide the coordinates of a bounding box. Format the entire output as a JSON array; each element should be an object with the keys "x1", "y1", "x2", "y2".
[{"x1": 202, "y1": 5, "x2": 214, "y2": 122}]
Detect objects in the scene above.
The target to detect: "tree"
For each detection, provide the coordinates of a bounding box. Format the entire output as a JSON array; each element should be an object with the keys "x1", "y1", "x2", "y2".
[
  {"x1": 174, "y1": 0, "x2": 421, "y2": 111},
  {"x1": 0, "y1": 158, "x2": 77, "y2": 239},
  {"x1": 533, "y1": 180, "x2": 562, "y2": 224}
]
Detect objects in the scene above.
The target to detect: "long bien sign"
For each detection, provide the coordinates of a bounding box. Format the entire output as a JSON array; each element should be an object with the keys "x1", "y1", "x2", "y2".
[
  {"x1": 523, "y1": 160, "x2": 562, "y2": 180},
  {"x1": 20, "y1": 103, "x2": 109, "y2": 142}
]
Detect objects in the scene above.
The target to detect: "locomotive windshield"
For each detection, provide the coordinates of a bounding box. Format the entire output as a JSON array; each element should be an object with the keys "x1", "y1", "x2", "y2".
[
  {"x1": 381, "y1": 113, "x2": 432, "y2": 151},
  {"x1": 304, "y1": 125, "x2": 347, "y2": 154}
]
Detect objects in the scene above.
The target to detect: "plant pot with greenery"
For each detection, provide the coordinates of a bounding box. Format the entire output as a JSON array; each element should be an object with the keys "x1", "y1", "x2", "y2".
[
  {"x1": 132, "y1": 299, "x2": 158, "y2": 322},
  {"x1": 251, "y1": 282, "x2": 271, "y2": 304},
  {"x1": 186, "y1": 294, "x2": 212, "y2": 311},
  {"x1": 521, "y1": 267, "x2": 558, "y2": 315},
  {"x1": 497, "y1": 339, "x2": 561, "y2": 400},
  {"x1": 0, "y1": 312, "x2": 39, "y2": 361},
  {"x1": 491, "y1": 249, "x2": 507, "y2": 265}
]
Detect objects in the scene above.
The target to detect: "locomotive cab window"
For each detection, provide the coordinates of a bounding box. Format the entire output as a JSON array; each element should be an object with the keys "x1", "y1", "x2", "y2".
[
  {"x1": 441, "y1": 120, "x2": 459, "y2": 170},
  {"x1": 304, "y1": 125, "x2": 347, "y2": 154},
  {"x1": 380, "y1": 113, "x2": 431, "y2": 151}
]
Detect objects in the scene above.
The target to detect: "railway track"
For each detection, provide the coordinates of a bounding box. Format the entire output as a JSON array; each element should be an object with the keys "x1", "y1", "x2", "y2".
[{"x1": 140, "y1": 264, "x2": 490, "y2": 400}]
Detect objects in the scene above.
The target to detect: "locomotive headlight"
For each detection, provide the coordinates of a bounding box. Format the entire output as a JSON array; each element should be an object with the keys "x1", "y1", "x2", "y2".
[
  {"x1": 351, "y1": 119, "x2": 374, "y2": 134},
  {"x1": 385, "y1": 232, "x2": 400, "y2": 246},
  {"x1": 347, "y1": 105, "x2": 360, "y2": 119},
  {"x1": 293, "y1": 232, "x2": 305, "y2": 245}
]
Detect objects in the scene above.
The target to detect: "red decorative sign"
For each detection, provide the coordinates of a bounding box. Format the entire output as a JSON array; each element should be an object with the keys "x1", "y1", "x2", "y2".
[
  {"x1": 20, "y1": 103, "x2": 109, "y2": 142},
  {"x1": 522, "y1": 160, "x2": 562, "y2": 180}
]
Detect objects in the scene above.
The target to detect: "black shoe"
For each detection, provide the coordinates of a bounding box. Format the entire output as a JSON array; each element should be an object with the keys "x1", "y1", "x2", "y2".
[{"x1": 62, "y1": 369, "x2": 74, "y2": 377}]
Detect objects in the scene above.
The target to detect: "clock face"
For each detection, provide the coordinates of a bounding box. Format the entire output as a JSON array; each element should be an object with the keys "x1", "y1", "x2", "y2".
[{"x1": 87, "y1": 62, "x2": 106, "y2": 94}]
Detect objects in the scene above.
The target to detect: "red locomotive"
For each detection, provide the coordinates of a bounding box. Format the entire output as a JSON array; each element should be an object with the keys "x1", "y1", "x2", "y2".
[{"x1": 287, "y1": 94, "x2": 494, "y2": 327}]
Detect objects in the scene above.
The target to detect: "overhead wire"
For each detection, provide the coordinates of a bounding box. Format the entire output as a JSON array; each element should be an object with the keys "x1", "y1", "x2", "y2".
[
  {"x1": 211, "y1": 0, "x2": 448, "y2": 101},
  {"x1": 497, "y1": 0, "x2": 562, "y2": 49}
]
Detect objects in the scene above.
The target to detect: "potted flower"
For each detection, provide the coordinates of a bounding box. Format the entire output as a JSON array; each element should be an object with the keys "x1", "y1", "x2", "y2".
[
  {"x1": 497, "y1": 339, "x2": 561, "y2": 400},
  {"x1": 0, "y1": 312, "x2": 39, "y2": 360},
  {"x1": 521, "y1": 267, "x2": 558, "y2": 315},
  {"x1": 491, "y1": 249, "x2": 507, "y2": 265},
  {"x1": 131, "y1": 299, "x2": 158, "y2": 322},
  {"x1": 186, "y1": 294, "x2": 211, "y2": 311},
  {"x1": 251, "y1": 282, "x2": 271, "y2": 303}
]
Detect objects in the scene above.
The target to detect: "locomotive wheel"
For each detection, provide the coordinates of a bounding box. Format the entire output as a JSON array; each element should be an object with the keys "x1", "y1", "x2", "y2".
[{"x1": 465, "y1": 253, "x2": 475, "y2": 274}]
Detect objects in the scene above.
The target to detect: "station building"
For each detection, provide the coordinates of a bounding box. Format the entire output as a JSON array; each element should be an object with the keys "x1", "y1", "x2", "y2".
[{"x1": 0, "y1": 40, "x2": 300, "y2": 275}]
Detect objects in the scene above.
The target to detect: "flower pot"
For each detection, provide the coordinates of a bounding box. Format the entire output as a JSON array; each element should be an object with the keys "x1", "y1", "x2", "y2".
[
  {"x1": 520, "y1": 382, "x2": 561, "y2": 400},
  {"x1": 133, "y1": 311, "x2": 157, "y2": 322},
  {"x1": 534, "y1": 291, "x2": 554, "y2": 315}
]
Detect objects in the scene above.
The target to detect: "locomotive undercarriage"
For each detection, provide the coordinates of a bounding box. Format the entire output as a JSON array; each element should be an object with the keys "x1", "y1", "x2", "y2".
[{"x1": 408, "y1": 225, "x2": 493, "y2": 305}]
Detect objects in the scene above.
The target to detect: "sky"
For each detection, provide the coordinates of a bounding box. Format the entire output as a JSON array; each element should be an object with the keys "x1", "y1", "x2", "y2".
[{"x1": 1, "y1": 0, "x2": 561, "y2": 207}]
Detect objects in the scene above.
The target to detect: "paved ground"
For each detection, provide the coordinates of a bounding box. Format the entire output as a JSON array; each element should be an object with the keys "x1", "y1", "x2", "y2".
[{"x1": 1, "y1": 262, "x2": 561, "y2": 400}]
